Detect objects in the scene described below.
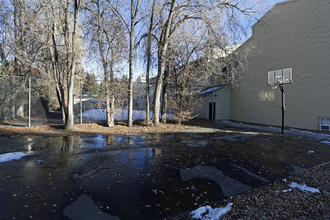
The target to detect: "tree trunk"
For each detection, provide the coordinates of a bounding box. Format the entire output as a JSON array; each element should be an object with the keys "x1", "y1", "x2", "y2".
[
  {"x1": 65, "y1": 73, "x2": 75, "y2": 129},
  {"x1": 49, "y1": 2, "x2": 66, "y2": 125},
  {"x1": 145, "y1": 60, "x2": 151, "y2": 124},
  {"x1": 110, "y1": 93, "x2": 115, "y2": 126},
  {"x1": 161, "y1": 59, "x2": 171, "y2": 123},
  {"x1": 55, "y1": 86, "x2": 66, "y2": 125},
  {"x1": 153, "y1": 57, "x2": 163, "y2": 125},
  {"x1": 94, "y1": 0, "x2": 115, "y2": 128},
  {"x1": 127, "y1": 25, "x2": 134, "y2": 127},
  {"x1": 108, "y1": 58, "x2": 115, "y2": 127},
  {"x1": 64, "y1": 0, "x2": 80, "y2": 130},
  {"x1": 145, "y1": 0, "x2": 156, "y2": 125},
  {"x1": 153, "y1": 0, "x2": 176, "y2": 125},
  {"x1": 106, "y1": 94, "x2": 111, "y2": 126},
  {"x1": 178, "y1": 81, "x2": 185, "y2": 125},
  {"x1": 127, "y1": 0, "x2": 140, "y2": 127},
  {"x1": 104, "y1": 63, "x2": 113, "y2": 127}
]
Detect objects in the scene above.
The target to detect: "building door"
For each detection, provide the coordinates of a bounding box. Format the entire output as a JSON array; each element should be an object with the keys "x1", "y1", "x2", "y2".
[{"x1": 209, "y1": 102, "x2": 216, "y2": 120}]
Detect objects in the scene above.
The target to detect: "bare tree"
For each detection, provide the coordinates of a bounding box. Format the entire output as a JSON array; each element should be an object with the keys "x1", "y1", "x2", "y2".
[
  {"x1": 107, "y1": 0, "x2": 141, "y2": 127},
  {"x1": 151, "y1": 0, "x2": 175, "y2": 125},
  {"x1": 166, "y1": 11, "x2": 255, "y2": 124},
  {"x1": 143, "y1": 0, "x2": 157, "y2": 125},
  {"x1": 0, "y1": 0, "x2": 265, "y2": 128},
  {"x1": 46, "y1": 0, "x2": 83, "y2": 129},
  {"x1": 168, "y1": 26, "x2": 208, "y2": 124},
  {"x1": 85, "y1": 0, "x2": 127, "y2": 127},
  {"x1": 160, "y1": 48, "x2": 171, "y2": 123},
  {"x1": 0, "y1": 0, "x2": 51, "y2": 118},
  {"x1": 152, "y1": 0, "x2": 256, "y2": 125}
]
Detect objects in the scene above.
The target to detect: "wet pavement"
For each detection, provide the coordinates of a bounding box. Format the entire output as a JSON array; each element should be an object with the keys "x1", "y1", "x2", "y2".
[{"x1": 0, "y1": 126, "x2": 329, "y2": 219}]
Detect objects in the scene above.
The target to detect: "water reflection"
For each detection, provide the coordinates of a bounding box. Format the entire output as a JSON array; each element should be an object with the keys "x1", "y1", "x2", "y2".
[
  {"x1": 144, "y1": 147, "x2": 163, "y2": 159},
  {"x1": 62, "y1": 136, "x2": 75, "y2": 149},
  {"x1": 21, "y1": 136, "x2": 81, "y2": 152},
  {"x1": 106, "y1": 135, "x2": 115, "y2": 145},
  {"x1": 0, "y1": 131, "x2": 329, "y2": 220}
]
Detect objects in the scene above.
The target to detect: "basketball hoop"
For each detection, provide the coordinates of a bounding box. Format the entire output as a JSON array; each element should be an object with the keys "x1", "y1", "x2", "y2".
[
  {"x1": 268, "y1": 68, "x2": 293, "y2": 86},
  {"x1": 271, "y1": 82, "x2": 280, "y2": 90},
  {"x1": 267, "y1": 68, "x2": 293, "y2": 135}
]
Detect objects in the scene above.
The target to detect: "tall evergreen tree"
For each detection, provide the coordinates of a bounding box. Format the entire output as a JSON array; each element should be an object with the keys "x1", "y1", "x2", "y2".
[{"x1": 83, "y1": 73, "x2": 99, "y2": 95}]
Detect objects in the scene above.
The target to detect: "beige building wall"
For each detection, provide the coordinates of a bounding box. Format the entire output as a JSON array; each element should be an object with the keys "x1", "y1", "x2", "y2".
[
  {"x1": 230, "y1": 0, "x2": 330, "y2": 130},
  {"x1": 196, "y1": 86, "x2": 231, "y2": 120}
]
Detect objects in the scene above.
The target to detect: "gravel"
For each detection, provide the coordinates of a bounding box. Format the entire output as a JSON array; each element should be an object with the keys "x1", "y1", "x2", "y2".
[{"x1": 186, "y1": 162, "x2": 330, "y2": 219}]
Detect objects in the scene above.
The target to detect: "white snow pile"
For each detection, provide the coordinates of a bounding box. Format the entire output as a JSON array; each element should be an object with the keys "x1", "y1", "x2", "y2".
[
  {"x1": 320, "y1": 141, "x2": 330, "y2": 145},
  {"x1": 79, "y1": 108, "x2": 175, "y2": 121},
  {"x1": 200, "y1": 87, "x2": 222, "y2": 95},
  {"x1": 307, "y1": 150, "x2": 315, "y2": 154},
  {"x1": 0, "y1": 152, "x2": 28, "y2": 163},
  {"x1": 288, "y1": 181, "x2": 320, "y2": 193},
  {"x1": 190, "y1": 203, "x2": 233, "y2": 220}
]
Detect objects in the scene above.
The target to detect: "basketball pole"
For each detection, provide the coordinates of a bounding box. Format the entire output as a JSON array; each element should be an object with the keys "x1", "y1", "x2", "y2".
[
  {"x1": 268, "y1": 68, "x2": 292, "y2": 135},
  {"x1": 279, "y1": 84, "x2": 285, "y2": 134}
]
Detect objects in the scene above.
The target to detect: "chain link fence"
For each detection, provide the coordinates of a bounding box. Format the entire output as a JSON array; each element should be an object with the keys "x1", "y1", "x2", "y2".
[
  {"x1": 73, "y1": 79, "x2": 127, "y2": 124},
  {"x1": 0, "y1": 75, "x2": 61, "y2": 127},
  {"x1": 74, "y1": 93, "x2": 107, "y2": 124},
  {"x1": 0, "y1": 75, "x2": 152, "y2": 127},
  {"x1": 74, "y1": 79, "x2": 148, "y2": 124}
]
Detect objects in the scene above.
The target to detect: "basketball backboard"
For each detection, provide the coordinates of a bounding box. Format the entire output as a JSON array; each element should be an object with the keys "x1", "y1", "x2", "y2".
[{"x1": 268, "y1": 68, "x2": 293, "y2": 89}]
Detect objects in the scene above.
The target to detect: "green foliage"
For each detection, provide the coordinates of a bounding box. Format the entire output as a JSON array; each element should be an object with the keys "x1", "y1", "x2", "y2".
[
  {"x1": 82, "y1": 73, "x2": 99, "y2": 95},
  {"x1": 0, "y1": 60, "x2": 14, "y2": 76}
]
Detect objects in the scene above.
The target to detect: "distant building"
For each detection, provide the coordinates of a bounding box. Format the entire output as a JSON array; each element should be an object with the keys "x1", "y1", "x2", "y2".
[
  {"x1": 136, "y1": 76, "x2": 146, "y2": 83},
  {"x1": 195, "y1": 85, "x2": 231, "y2": 121},
  {"x1": 136, "y1": 75, "x2": 157, "y2": 84},
  {"x1": 208, "y1": 45, "x2": 241, "y2": 60}
]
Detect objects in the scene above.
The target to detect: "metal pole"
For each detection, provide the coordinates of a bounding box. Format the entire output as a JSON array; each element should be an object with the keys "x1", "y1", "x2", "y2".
[
  {"x1": 28, "y1": 77, "x2": 31, "y2": 127},
  {"x1": 12, "y1": 100, "x2": 15, "y2": 119},
  {"x1": 80, "y1": 79, "x2": 82, "y2": 124},
  {"x1": 279, "y1": 85, "x2": 285, "y2": 134},
  {"x1": 212, "y1": 90, "x2": 214, "y2": 121}
]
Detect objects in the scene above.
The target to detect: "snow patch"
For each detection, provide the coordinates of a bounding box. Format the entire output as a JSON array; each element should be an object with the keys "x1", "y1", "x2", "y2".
[
  {"x1": 0, "y1": 152, "x2": 28, "y2": 163},
  {"x1": 200, "y1": 87, "x2": 222, "y2": 95},
  {"x1": 79, "y1": 108, "x2": 175, "y2": 121},
  {"x1": 282, "y1": 189, "x2": 292, "y2": 193},
  {"x1": 190, "y1": 203, "x2": 233, "y2": 220},
  {"x1": 289, "y1": 181, "x2": 320, "y2": 193},
  {"x1": 35, "y1": 160, "x2": 45, "y2": 164},
  {"x1": 307, "y1": 150, "x2": 315, "y2": 154},
  {"x1": 220, "y1": 121, "x2": 330, "y2": 141}
]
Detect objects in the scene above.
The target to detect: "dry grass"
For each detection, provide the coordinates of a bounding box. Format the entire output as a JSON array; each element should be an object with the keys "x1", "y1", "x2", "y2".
[{"x1": 0, "y1": 121, "x2": 198, "y2": 136}]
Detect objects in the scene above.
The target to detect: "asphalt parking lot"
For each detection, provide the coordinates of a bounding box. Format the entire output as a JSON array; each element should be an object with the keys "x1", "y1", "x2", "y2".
[{"x1": 0, "y1": 123, "x2": 329, "y2": 219}]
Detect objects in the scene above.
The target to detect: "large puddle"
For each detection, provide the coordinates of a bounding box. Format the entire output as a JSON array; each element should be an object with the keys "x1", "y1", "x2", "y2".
[{"x1": 0, "y1": 130, "x2": 329, "y2": 219}]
